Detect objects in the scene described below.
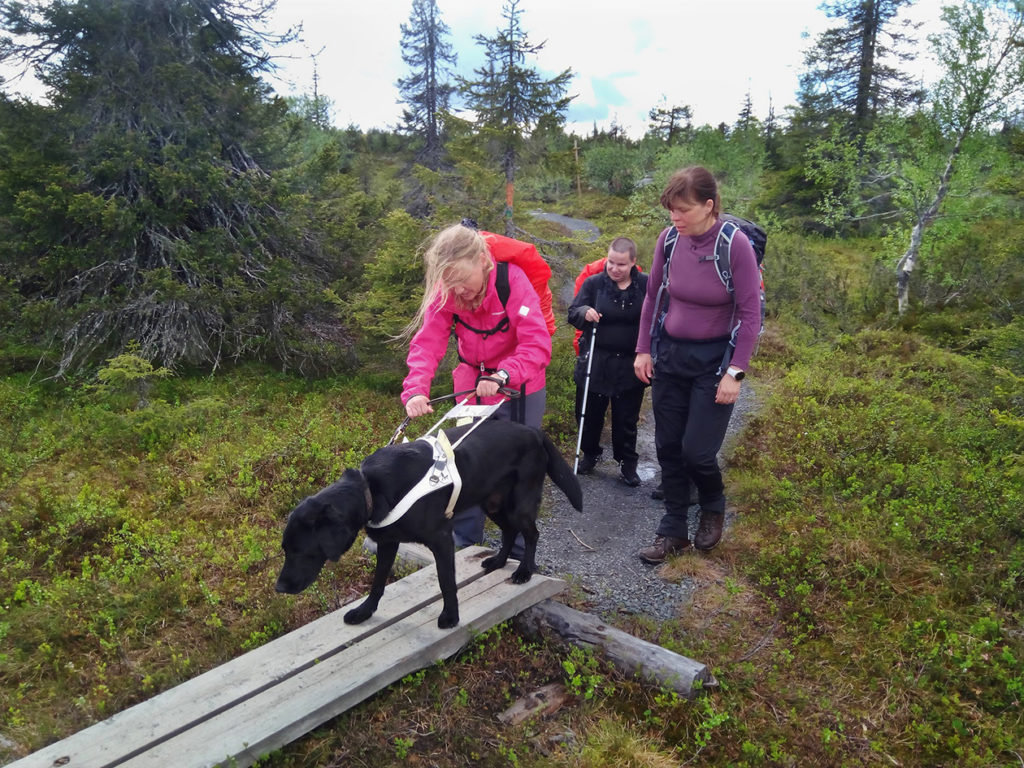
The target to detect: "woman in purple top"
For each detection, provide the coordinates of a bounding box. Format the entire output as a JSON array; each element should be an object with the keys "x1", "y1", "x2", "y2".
[{"x1": 633, "y1": 166, "x2": 761, "y2": 563}]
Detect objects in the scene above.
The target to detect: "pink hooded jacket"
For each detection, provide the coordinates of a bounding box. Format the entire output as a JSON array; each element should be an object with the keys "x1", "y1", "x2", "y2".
[{"x1": 402, "y1": 258, "x2": 551, "y2": 405}]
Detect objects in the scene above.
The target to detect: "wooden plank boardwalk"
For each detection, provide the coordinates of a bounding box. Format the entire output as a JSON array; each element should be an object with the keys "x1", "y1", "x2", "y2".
[{"x1": 7, "y1": 546, "x2": 565, "y2": 768}]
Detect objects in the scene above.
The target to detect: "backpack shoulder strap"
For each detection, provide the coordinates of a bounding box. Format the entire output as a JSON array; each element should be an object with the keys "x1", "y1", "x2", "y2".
[
  {"x1": 713, "y1": 220, "x2": 739, "y2": 295},
  {"x1": 495, "y1": 260, "x2": 510, "y2": 309},
  {"x1": 450, "y1": 260, "x2": 512, "y2": 339},
  {"x1": 659, "y1": 227, "x2": 679, "y2": 293},
  {"x1": 649, "y1": 227, "x2": 679, "y2": 340},
  {"x1": 663, "y1": 227, "x2": 679, "y2": 278}
]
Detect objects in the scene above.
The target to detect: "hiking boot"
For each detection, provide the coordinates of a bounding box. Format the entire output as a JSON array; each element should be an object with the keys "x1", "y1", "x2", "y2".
[
  {"x1": 638, "y1": 536, "x2": 690, "y2": 564},
  {"x1": 619, "y1": 461, "x2": 640, "y2": 487},
  {"x1": 694, "y1": 510, "x2": 724, "y2": 551},
  {"x1": 576, "y1": 453, "x2": 599, "y2": 474}
]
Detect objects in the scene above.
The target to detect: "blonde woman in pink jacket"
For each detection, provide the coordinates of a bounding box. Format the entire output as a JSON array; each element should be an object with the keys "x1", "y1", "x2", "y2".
[{"x1": 402, "y1": 222, "x2": 552, "y2": 547}]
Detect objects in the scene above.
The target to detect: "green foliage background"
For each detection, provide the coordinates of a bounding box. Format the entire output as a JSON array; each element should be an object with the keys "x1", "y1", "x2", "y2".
[{"x1": 2, "y1": 0, "x2": 1024, "y2": 764}]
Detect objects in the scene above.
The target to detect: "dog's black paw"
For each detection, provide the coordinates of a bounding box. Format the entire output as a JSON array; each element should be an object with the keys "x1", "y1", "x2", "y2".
[
  {"x1": 344, "y1": 605, "x2": 373, "y2": 625},
  {"x1": 481, "y1": 554, "x2": 508, "y2": 572},
  {"x1": 437, "y1": 610, "x2": 460, "y2": 629},
  {"x1": 510, "y1": 567, "x2": 533, "y2": 585}
]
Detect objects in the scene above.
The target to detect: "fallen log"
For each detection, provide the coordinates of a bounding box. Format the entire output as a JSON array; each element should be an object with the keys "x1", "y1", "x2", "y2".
[{"x1": 515, "y1": 599, "x2": 716, "y2": 700}]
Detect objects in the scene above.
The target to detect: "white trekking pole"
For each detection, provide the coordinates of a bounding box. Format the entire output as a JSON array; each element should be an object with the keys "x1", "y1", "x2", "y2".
[{"x1": 573, "y1": 325, "x2": 598, "y2": 474}]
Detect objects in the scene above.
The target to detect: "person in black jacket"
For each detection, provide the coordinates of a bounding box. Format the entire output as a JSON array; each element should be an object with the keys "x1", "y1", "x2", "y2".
[{"x1": 568, "y1": 237, "x2": 649, "y2": 486}]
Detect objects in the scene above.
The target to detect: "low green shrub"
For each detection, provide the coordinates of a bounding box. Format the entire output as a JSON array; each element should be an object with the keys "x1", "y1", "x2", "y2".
[
  {"x1": 0, "y1": 365, "x2": 396, "y2": 755},
  {"x1": 727, "y1": 329, "x2": 1024, "y2": 764}
]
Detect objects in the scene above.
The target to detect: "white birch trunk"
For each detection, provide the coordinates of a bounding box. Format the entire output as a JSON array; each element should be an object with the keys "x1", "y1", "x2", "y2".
[{"x1": 896, "y1": 134, "x2": 962, "y2": 315}]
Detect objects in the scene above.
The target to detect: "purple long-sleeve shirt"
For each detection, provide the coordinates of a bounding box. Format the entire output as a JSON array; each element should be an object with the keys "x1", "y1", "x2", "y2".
[{"x1": 636, "y1": 220, "x2": 761, "y2": 371}]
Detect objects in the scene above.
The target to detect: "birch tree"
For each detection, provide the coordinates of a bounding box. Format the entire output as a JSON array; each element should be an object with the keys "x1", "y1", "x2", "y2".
[{"x1": 896, "y1": 0, "x2": 1024, "y2": 314}]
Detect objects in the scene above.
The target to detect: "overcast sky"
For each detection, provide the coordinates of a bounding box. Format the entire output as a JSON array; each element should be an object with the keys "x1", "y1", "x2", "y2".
[
  {"x1": 267, "y1": 0, "x2": 944, "y2": 139},
  {"x1": 0, "y1": 0, "x2": 943, "y2": 139}
]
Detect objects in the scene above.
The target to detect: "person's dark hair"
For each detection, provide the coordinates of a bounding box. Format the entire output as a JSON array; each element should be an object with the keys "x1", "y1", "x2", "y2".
[
  {"x1": 609, "y1": 236, "x2": 637, "y2": 262},
  {"x1": 659, "y1": 166, "x2": 721, "y2": 216}
]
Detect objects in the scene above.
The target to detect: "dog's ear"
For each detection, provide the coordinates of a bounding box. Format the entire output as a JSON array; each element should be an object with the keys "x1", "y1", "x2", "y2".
[{"x1": 315, "y1": 468, "x2": 365, "y2": 560}]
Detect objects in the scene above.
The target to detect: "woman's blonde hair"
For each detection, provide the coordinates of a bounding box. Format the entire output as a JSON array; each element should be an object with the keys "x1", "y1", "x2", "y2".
[{"x1": 402, "y1": 223, "x2": 492, "y2": 339}]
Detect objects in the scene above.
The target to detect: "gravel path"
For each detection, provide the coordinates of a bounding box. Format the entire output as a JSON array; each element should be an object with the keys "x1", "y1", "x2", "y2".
[{"x1": 527, "y1": 210, "x2": 601, "y2": 242}]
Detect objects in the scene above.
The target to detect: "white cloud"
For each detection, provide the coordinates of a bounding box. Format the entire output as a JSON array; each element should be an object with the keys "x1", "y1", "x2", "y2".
[
  {"x1": 268, "y1": 0, "x2": 839, "y2": 137},
  {"x1": 3, "y1": 0, "x2": 946, "y2": 140}
]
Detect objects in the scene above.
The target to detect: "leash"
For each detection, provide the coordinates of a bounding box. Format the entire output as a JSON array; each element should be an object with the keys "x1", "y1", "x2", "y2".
[
  {"x1": 386, "y1": 386, "x2": 520, "y2": 446},
  {"x1": 419, "y1": 386, "x2": 520, "y2": 450},
  {"x1": 386, "y1": 389, "x2": 474, "y2": 446}
]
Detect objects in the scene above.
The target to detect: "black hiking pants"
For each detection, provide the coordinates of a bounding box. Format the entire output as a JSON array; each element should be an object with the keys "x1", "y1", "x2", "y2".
[
  {"x1": 651, "y1": 335, "x2": 734, "y2": 540},
  {"x1": 575, "y1": 385, "x2": 645, "y2": 465}
]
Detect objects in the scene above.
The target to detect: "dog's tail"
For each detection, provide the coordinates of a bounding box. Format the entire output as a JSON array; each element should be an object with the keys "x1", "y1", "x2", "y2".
[{"x1": 542, "y1": 432, "x2": 583, "y2": 512}]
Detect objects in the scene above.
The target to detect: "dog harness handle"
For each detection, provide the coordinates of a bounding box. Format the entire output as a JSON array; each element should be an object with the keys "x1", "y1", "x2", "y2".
[{"x1": 375, "y1": 386, "x2": 523, "y2": 527}]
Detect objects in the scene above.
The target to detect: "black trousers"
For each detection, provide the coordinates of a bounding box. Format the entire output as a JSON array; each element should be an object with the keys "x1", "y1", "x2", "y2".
[
  {"x1": 651, "y1": 336, "x2": 734, "y2": 540},
  {"x1": 575, "y1": 385, "x2": 645, "y2": 464}
]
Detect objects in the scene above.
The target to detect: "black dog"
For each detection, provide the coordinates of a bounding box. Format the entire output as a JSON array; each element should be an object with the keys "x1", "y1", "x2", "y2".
[{"x1": 275, "y1": 420, "x2": 583, "y2": 629}]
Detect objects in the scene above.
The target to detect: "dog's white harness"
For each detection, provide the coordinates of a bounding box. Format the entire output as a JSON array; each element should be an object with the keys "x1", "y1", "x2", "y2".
[
  {"x1": 366, "y1": 431, "x2": 462, "y2": 528},
  {"x1": 366, "y1": 400, "x2": 503, "y2": 529}
]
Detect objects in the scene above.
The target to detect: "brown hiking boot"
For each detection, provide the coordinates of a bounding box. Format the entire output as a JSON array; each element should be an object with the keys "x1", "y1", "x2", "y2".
[
  {"x1": 694, "y1": 510, "x2": 724, "y2": 551},
  {"x1": 638, "y1": 536, "x2": 690, "y2": 564}
]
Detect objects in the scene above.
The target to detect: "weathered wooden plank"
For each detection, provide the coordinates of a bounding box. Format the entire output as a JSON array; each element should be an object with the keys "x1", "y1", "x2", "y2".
[
  {"x1": 121, "y1": 567, "x2": 566, "y2": 768},
  {"x1": 4, "y1": 546, "x2": 503, "y2": 768},
  {"x1": 515, "y1": 599, "x2": 716, "y2": 699}
]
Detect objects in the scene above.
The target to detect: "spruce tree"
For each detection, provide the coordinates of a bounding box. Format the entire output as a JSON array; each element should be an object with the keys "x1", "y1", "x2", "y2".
[
  {"x1": 460, "y1": 0, "x2": 573, "y2": 236},
  {"x1": 396, "y1": 0, "x2": 457, "y2": 171},
  {"x1": 0, "y1": 0, "x2": 347, "y2": 374},
  {"x1": 800, "y1": 0, "x2": 923, "y2": 137}
]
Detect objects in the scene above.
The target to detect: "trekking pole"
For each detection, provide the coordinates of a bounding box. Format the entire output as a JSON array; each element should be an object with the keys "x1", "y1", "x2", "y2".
[{"x1": 573, "y1": 324, "x2": 598, "y2": 474}]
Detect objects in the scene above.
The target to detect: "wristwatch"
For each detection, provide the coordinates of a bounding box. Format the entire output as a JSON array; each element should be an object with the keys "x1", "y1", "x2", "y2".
[
  {"x1": 495, "y1": 369, "x2": 510, "y2": 386},
  {"x1": 726, "y1": 365, "x2": 745, "y2": 381}
]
